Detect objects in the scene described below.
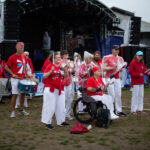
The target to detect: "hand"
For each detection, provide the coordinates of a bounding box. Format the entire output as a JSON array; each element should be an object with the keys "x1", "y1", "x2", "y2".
[
  {"x1": 112, "y1": 64, "x2": 117, "y2": 70},
  {"x1": 51, "y1": 66, "x2": 54, "y2": 71},
  {"x1": 110, "y1": 74, "x2": 115, "y2": 79},
  {"x1": 12, "y1": 74, "x2": 18, "y2": 78}
]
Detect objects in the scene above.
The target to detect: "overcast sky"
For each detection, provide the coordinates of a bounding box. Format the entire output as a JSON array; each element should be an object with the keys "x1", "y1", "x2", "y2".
[{"x1": 99, "y1": 0, "x2": 150, "y2": 23}]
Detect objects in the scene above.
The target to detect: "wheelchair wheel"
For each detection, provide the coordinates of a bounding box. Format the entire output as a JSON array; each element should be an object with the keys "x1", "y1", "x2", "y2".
[{"x1": 73, "y1": 98, "x2": 95, "y2": 124}]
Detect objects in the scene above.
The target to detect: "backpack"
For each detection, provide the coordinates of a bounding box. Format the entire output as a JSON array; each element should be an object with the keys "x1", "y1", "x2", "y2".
[{"x1": 96, "y1": 104, "x2": 111, "y2": 128}]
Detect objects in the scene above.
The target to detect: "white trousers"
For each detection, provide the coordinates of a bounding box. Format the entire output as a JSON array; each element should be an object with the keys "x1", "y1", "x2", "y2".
[
  {"x1": 41, "y1": 87, "x2": 66, "y2": 125},
  {"x1": 91, "y1": 94, "x2": 116, "y2": 118},
  {"x1": 106, "y1": 78, "x2": 122, "y2": 113},
  {"x1": 15, "y1": 95, "x2": 28, "y2": 107},
  {"x1": 131, "y1": 85, "x2": 144, "y2": 112},
  {"x1": 64, "y1": 82, "x2": 74, "y2": 118}
]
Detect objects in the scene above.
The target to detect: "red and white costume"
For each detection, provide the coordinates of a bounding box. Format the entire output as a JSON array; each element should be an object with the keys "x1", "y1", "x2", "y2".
[
  {"x1": 6, "y1": 53, "x2": 27, "y2": 94},
  {"x1": 0, "y1": 60, "x2": 6, "y2": 78},
  {"x1": 78, "y1": 61, "x2": 94, "y2": 111},
  {"x1": 129, "y1": 58, "x2": 148, "y2": 113},
  {"x1": 86, "y1": 76, "x2": 118, "y2": 119},
  {"x1": 41, "y1": 64, "x2": 66, "y2": 125},
  {"x1": 103, "y1": 54, "x2": 125, "y2": 113}
]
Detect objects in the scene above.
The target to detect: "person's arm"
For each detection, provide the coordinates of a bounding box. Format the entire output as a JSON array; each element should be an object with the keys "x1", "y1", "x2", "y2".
[
  {"x1": 43, "y1": 66, "x2": 54, "y2": 79},
  {"x1": 64, "y1": 66, "x2": 69, "y2": 78},
  {"x1": 5, "y1": 65, "x2": 18, "y2": 78},
  {"x1": 103, "y1": 63, "x2": 117, "y2": 71}
]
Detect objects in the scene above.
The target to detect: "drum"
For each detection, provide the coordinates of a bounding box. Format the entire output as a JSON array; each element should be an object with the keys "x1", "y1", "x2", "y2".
[{"x1": 18, "y1": 79, "x2": 37, "y2": 94}]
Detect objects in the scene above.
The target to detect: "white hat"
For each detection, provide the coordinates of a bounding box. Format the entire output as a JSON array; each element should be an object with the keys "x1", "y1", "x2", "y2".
[
  {"x1": 84, "y1": 51, "x2": 93, "y2": 60},
  {"x1": 24, "y1": 51, "x2": 29, "y2": 56}
]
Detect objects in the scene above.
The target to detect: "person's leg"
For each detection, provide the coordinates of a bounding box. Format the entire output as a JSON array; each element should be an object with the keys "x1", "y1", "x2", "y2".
[
  {"x1": 24, "y1": 97, "x2": 28, "y2": 107},
  {"x1": 10, "y1": 78, "x2": 19, "y2": 117},
  {"x1": 15, "y1": 95, "x2": 20, "y2": 108},
  {"x1": 131, "y1": 85, "x2": 139, "y2": 113},
  {"x1": 65, "y1": 83, "x2": 74, "y2": 119},
  {"x1": 55, "y1": 90, "x2": 67, "y2": 125},
  {"x1": 41, "y1": 87, "x2": 56, "y2": 125},
  {"x1": 137, "y1": 85, "x2": 144, "y2": 112},
  {"x1": 107, "y1": 80, "x2": 115, "y2": 103},
  {"x1": 92, "y1": 95, "x2": 119, "y2": 120},
  {"x1": 20, "y1": 93, "x2": 26, "y2": 110},
  {"x1": 114, "y1": 79, "x2": 122, "y2": 113}
]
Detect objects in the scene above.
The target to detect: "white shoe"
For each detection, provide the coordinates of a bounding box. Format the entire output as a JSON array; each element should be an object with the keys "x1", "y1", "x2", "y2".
[
  {"x1": 66, "y1": 116, "x2": 74, "y2": 121},
  {"x1": 19, "y1": 109, "x2": 29, "y2": 116},
  {"x1": 10, "y1": 111, "x2": 15, "y2": 118},
  {"x1": 15, "y1": 105, "x2": 19, "y2": 109},
  {"x1": 111, "y1": 114, "x2": 119, "y2": 120}
]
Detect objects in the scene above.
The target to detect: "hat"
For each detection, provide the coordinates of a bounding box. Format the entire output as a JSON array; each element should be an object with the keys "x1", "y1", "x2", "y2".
[
  {"x1": 92, "y1": 66, "x2": 100, "y2": 73},
  {"x1": 136, "y1": 51, "x2": 143, "y2": 56},
  {"x1": 84, "y1": 51, "x2": 93, "y2": 60},
  {"x1": 24, "y1": 51, "x2": 29, "y2": 56},
  {"x1": 112, "y1": 45, "x2": 120, "y2": 50}
]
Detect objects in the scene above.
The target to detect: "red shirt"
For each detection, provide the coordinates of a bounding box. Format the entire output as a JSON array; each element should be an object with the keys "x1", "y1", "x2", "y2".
[
  {"x1": 129, "y1": 58, "x2": 146, "y2": 85},
  {"x1": 44, "y1": 64, "x2": 64, "y2": 93},
  {"x1": 6, "y1": 53, "x2": 27, "y2": 78},
  {"x1": 103, "y1": 55, "x2": 123, "y2": 79},
  {"x1": 0, "y1": 60, "x2": 6, "y2": 78},
  {"x1": 86, "y1": 76, "x2": 105, "y2": 96}
]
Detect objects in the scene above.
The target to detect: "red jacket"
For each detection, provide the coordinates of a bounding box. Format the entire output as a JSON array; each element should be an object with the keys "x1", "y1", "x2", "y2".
[{"x1": 129, "y1": 58, "x2": 146, "y2": 85}]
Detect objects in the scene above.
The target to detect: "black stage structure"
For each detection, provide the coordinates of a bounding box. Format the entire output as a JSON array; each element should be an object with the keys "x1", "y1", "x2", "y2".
[{"x1": 0, "y1": 0, "x2": 118, "y2": 70}]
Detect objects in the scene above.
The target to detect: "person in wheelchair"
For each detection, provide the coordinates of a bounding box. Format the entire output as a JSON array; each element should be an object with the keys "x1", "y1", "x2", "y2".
[{"x1": 86, "y1": 66, "x2": 119, "y2": 120}]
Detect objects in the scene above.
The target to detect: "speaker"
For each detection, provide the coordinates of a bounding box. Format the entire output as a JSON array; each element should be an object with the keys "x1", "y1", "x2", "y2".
[
  {"x1": 129, "y1": 17, "x2": 141, "y2": 45},
  {"x1": 4, "y1": 0, "x2": 20, "y2": 40}
]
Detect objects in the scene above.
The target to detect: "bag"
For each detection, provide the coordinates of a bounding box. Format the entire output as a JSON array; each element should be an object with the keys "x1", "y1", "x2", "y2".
[
  {"x1": 70, "y1": 123, "x2": 89, "y2": 134},
  {"x1": 5, "y1": 77, "x2": 12, "y2": 92},
  {"x1": 96, "y1": 104, "x2": 111, "y2": 128}
]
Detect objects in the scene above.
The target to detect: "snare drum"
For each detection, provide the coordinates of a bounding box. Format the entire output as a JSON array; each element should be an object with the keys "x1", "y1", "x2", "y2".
[{"x1": 18, "y1": 79, "x2": 37, "y2": 94}]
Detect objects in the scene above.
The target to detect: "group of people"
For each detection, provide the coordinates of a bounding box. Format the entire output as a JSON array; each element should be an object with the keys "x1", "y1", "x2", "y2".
[{"x1": 1, "y1": 41, "x2": 149, "y2": 130}]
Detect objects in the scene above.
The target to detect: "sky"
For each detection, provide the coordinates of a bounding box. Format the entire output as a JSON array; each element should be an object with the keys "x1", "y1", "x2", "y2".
[{"x1": 99, "y1": 0, "x2": 150, "y2": 23}]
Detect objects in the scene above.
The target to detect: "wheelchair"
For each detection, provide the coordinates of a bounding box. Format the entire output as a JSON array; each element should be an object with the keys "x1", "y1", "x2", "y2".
[{"x1": 73, "y1": 87, "x2": 104, "y2": 124}]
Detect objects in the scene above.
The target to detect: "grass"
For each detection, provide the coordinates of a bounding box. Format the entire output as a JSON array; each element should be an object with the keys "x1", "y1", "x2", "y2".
[{"x1": 0, "y1": 88, "x2": 150, "y2": 150}]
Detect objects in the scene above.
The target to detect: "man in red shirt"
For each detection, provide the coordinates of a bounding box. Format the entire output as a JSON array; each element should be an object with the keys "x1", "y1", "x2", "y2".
[
  {"x1": 93, "y1": 51, "x2": 102, "y2": 69},
  {"x1": 103, "y1": 45, "x2": 126, "y2": 116},
  {"x1": 86, "y1": 66, "x2": 119, "y2": 120},
  {"x1": 5, "y1": 42, "x2": 29, "y2": 118},
  {"x1": 129, "y1": 51, "x2": 149, "y2": 114}
]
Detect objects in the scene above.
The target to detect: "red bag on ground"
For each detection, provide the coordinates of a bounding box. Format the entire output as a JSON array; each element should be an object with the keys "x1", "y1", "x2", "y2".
[{"x1": 70, "y1": 123, "x2": 89, "y2": 134}]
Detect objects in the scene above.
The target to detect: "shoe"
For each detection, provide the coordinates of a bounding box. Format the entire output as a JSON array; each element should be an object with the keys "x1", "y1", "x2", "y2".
[
  {"x1": 111, "y1": 114, "x2": 119, "y2": 120},
  {"x1": 131, "y1": 112, "x2": 137, "y2": 115},
  {"x1": 46, "y1": 124, "x2": 54, "y2": 130},
  {"x1": 137, "y1": 111, "x2": 146, "y2": 114},
  {"x1": 116, "y1": 112, "x2": 127, "y2": 117},
  {"x1": 15, "y1": 105, "x2": 19, "y2": 109},
  {"x1": 19, "y1": 109, "x2": 29, "y2": 116},
  {"x1": 66, "y1": 116, "x2": 74, "y2": 121},
  {"x1": 59, "y1": 122, "x2": 70, "y2": 126},
  {"x1": 10, "y1": 111, "x2": 15, "y2": 118}
]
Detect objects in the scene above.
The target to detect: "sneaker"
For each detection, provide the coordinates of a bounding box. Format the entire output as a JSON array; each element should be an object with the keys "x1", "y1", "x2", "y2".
[
  {"x1": 10, "y1": 111, "x2": 15, "y2": 118},
  {"x1": 19, "y1": 109, "x2": 29, "y2": 116},
  {"x1": 66, "y1": 116, "x2": 74, "y2": 121},
  {"x1": 59, "y1": 122, "x2": 70, "y2": 126},
  {"x1": 111, "y1": 114, "x2": 119, "y2": 120},
  {"x1": 46, "y1": 124, "x2": 54, "y2": 130},
  {"x1": 137, "y1": 111, "x2": 146, "y2": 114},
  {"x1": 15, "y1": 105, "x2": 19, "y2": 109},
  {"x1": 132, "y1": 112, "x2": 137, "y2": 115},
  {"x1": 116, "y1": 112, "x2": 127, "y2": 117}
]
